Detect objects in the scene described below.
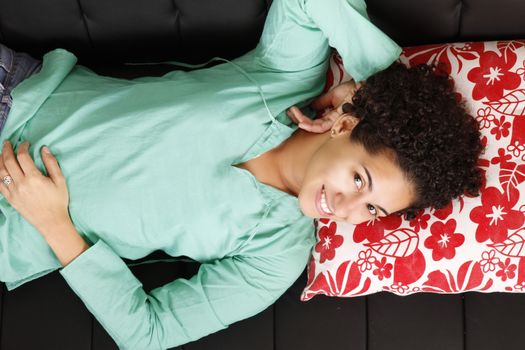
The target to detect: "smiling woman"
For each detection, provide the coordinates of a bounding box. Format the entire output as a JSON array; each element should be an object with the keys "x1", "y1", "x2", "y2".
[
  {"x1": 298, "y1": 130, "x2": 414, "y2": 224},
  {"x1": 0, "y1": 0, "x2": 483, "y2": 348},
  {"x1": 273, "y1": 62, "x2": 483, "y2": 223},
  {"x1": 0, "y1": 0, "x2": 404, "y2": 346}
]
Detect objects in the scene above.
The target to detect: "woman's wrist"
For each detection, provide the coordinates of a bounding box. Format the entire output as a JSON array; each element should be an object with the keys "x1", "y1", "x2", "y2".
[
  {"x1": 41, "y1": 220, "x2": 91, "y2": 267},
  {"x1": 38, "y1": 215, "x2": 74, "y2": 238}
]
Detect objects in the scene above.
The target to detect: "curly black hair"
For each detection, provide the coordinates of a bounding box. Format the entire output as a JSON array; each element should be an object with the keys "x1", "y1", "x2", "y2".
[{"x1": 343, "y1": 62, "x2": 484, "y2": 220}]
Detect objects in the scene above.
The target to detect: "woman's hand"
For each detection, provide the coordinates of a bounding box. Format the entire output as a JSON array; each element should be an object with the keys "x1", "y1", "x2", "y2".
[
  {"x1": 0, "y1": 141, "x2": 71, "y2": 235},
  {"x1": 287, "y1": 80, "x2": 359, "y2": 133}
]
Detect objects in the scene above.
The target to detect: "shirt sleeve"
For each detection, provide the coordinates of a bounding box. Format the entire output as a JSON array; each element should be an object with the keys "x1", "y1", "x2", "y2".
[
  {"x1": 255, "y1": 0, "x2": 401, "y2": 82},
  {"x1": 59, "y1": 237, "x2": 310, "y2": 350}
]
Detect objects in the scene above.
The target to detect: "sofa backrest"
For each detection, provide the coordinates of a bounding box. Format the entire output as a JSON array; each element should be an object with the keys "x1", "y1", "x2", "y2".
[
  {"x1": 367, "y1": 0, "x2": 525, "y2": 46},
  {"x1": 1, "y1": 0, "x2": 524, "y2": 64}
]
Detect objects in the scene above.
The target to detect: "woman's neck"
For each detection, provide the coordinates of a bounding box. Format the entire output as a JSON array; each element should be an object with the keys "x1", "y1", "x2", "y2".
[
  {"x1": 235, "y1": 129, "x2": 329, "y2": 196},
  {"x1": 271, "y1": 129, "x2": 330, "y2": 196}
]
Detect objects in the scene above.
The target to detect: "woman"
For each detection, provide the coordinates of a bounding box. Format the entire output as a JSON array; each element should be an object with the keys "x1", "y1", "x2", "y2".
[{"x1": 0, "y1": 0, "x2": 482, "y2": 348}]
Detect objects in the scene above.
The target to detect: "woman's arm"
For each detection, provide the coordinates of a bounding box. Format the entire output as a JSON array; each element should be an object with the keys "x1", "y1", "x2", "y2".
[
  {"x1": 255, "y1": 0, "x2": 401, "y2": 82},
  {"x1": 0, "y1": 140, "x2": 89, "y2": 265},
  {"x1": 41, "y1": 220, "x2": 90, "y2": 266},
  {"x1": 58, "y1": 238, "x2": 310, "y2": 349},
  {"x1": 0, "y1": 141, "x2": 311, "y2": 349}
]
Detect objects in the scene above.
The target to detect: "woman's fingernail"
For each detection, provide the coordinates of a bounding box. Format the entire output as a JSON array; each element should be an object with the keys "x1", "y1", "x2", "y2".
[{"x1": 43, "y1": 146, "x2": 50, "y2": 154}]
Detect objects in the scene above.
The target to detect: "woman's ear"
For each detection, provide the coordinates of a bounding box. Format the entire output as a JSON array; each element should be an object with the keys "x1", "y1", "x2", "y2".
[{"x1": 330, "y1": 114, "x2": 360, "y2": 137}]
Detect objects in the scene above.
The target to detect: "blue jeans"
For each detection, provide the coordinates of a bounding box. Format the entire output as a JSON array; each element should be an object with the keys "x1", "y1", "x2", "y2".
[{"x1": 0, "y1": 43, "x2": 42, "y2": 133}]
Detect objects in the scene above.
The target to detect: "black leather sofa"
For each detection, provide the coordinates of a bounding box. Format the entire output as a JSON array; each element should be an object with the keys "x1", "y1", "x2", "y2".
[{"x1": 1, "y1": 1, "x2": 525, "y2": 349}]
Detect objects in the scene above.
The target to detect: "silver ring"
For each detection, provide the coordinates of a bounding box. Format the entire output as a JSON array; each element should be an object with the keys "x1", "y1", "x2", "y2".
[{"x1": 2, "y1": 175, "x2": 13, "y2": 186}]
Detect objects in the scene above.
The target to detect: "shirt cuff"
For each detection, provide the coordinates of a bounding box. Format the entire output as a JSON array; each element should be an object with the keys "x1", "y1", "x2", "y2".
[{"x1": 58, "y1": 238, "x2": 139, "y2": 290}]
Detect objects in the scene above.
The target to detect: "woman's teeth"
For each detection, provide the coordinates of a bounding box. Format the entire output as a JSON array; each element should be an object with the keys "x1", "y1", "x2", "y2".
[{"x1": 321, "y1": 188, "x2": 333, "y2": 215}]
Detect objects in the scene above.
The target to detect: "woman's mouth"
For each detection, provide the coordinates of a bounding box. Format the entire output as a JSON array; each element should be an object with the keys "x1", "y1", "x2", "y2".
[{"x1": 316, "y1": 185, "x2": 334, "y2": 216}]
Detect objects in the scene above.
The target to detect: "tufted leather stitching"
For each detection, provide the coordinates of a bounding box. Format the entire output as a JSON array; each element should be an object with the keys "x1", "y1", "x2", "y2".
[
  {"x1": 456, "y1": 0, "x2": 464, "y2": 41},
  {"x1": 171, "y1": 0, "x2": 182, "y2": 49},
  {"x1": 76, "y1": 0, "x2": 94, "y2": 49}
]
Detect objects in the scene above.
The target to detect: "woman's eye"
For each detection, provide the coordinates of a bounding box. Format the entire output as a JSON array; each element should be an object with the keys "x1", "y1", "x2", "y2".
[
  {"x1": 367, "y1": 204, "x2": 377, "y2": 216},
  {"x1": 354, "y1": 173, "x2": 363, "y2": 190}
]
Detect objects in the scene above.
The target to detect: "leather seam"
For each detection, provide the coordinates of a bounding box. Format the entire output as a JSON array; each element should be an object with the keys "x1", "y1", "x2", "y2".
[
  {"x1": 456, "y1": 0, "x2": 464, "y2": 40},
  {"x1": 170, "y1": 0, "x2": 182, "y2": 49},
  {"x1": 76, "y1": 0, "x2": 95, "y2": 49}
]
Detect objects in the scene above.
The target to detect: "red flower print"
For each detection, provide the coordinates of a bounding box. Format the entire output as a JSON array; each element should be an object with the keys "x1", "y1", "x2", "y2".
[
  {"x1": 315, "y1": 222, "x2": 344, "y2": 263},
  {"x1": 409, "y1": 212, "x2": 431, "y2": 233},
  {"x1": 393, "y1": 249, "x2": 426, "y2": 285},
  {"x1": 356, "y1": 249, "x2": 376, "y2": 272},
  {"x1": 480, "y1": 250, "x2": 500, "y2": 273},
  {"x1": 499, "y1": 160, "x2": 525, "y2": 206},
  {"x1": 476, "y1": 157, "x2": 490, "y2": 191},
  {"x1": 353, "y1": 215, "x2": 402, "y2": 243},
  {"x1": 518, "y1": 257, "x2": 525, "y2": 285},
  {"x1": 491, "y1": 148, "x2": 512, "y2": 165},
  {"x1": 490, "y1": 116, "x2": 511, "y2": 140},
  {"x1": 517, "y1": 59, "x2": 525, "y2": 81},
  {"x1": 470, "y1": 187, "x2": 525, "y2": 243},
  {"x1": 507, "y1": 140, "x2": 525, "y2": 158},
  {"x1": 373, "y1": 257, "x2": 393, "y2": 281},
  {"x1": 432, "y1": 201, "x2": 453, "y2": 220},
  {"x1": 497, "y1": 41, "x2": 525, "y2": 58},
  {"x1": 496, "y1": 257, "x2": 517, "y2": 281},
  {"x1": 481, "y1": 135, "x2": 488, "y2": 148},
  {"x1": 509, "y1": 117, "x2": 525, "y2": 161},
  {"x1": 422, "y1": 261, "x2": 494, "y2": 293},
  {"x1": 424, "y1": 219, "x2": 465, "y2": 261},
  {"x1": 390, "y1": 281, "x2": 409, "y2": 294},
  {"x1": 302, "y1": 260, "x2": 371, "y2": 300},
  {"x1": 323, "y1": 51, "x2": 346, "y2": 94},
  {"x1": 476, "y1": 107, "x2": 495, "y2": 129},
  {"x1": 514, "y1": 281, "x2": 525, "y2": 291},
  {"x1": 403, "y1": 42, "x2": 484, "y2": 75},
  {"x1": 468, "y1": 50, "x2": 521, "y2": 101}
]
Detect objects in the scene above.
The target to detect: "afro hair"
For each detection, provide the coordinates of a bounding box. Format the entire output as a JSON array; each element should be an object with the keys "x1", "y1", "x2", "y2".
[{"x1": 343, "y1": 62, "x2": 484, "y2": 220}]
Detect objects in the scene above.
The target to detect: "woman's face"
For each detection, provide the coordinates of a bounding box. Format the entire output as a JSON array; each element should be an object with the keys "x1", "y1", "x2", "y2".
[{"x1": 298, "y1": 116, "x2": 415, "y2": 225}]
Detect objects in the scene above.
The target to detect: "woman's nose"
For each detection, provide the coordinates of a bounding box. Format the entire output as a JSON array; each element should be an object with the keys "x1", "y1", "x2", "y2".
[{"x1": 333, "y1": 193, "x2": 369, "y2": 224}]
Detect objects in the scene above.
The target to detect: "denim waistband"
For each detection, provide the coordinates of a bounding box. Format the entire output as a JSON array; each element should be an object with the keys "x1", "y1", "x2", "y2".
[
  {"x1": 0, "y1": 43, "x2": 14, "y2": 94},
  {"x1": 0, "y1": 43, "x2": 42, "y2": 133}
]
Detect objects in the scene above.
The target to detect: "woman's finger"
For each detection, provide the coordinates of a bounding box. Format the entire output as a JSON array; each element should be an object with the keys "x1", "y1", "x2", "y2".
[
  {"x1": 298, "y1": 118, "x2": 329, "y2": 133},
  {"x1": 299, "y1": 121, "x2": 327, "y2": 133},
  {"x1": 312, "y1": 118, "x2": 333, "y2": 133},
  {"x1": 2, "y1": 141, "x2": 25, "y2": 182},
  {"x1": 41, "y1": 146, "x2": 65, "y2": 186},
  {"x1": 299, "y1": 113, "x2": 337, "y2": 133},
  {"x1": 16, "y1": 142, "x2": 41, "y2": 177},
  {"x1": 286, "y1": 108, "x2": 299, "y2": 124},
  {"x1": 0, "y1": 150, "x2": 13, "y2": 195},
  {"x1": 287, "y1": 106, "x2": 311, "y2": 125}
]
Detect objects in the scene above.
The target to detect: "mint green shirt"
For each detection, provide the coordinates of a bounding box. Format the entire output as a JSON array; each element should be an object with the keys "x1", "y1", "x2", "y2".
[{"x1": 0, "y1": 0, "x2": 400, "y2": 348}]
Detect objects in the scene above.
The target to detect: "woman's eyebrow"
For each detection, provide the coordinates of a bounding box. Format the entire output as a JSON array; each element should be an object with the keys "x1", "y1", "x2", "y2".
[{"x1": 363, "y1": 166, "x2": 390, "y2": 216}]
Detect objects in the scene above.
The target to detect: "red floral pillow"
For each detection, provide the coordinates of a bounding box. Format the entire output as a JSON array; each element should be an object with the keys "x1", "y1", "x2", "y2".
[{"x1": 302, "y1": 40, "x2": 525, "y2": 301}]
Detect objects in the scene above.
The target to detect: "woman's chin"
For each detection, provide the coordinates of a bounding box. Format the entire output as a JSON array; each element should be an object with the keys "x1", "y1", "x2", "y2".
[{"x1": 298, "y1": 197, "x2": 317, "y2": 218}]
